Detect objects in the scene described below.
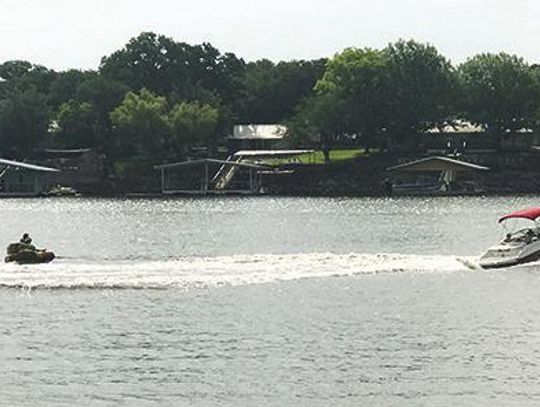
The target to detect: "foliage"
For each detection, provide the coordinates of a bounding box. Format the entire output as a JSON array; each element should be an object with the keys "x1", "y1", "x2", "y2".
[
  {"x1": 169, "y1": 102, "x2": 220, "y2": 154},
  {"x1": 384, "y1": 40, "x2": 458, "y2": 135},
  {"x1": 236, "y1": 59, "x2": 326, "y2": 123},
  {"x1": 0, "y1": 88, "x2": 49, "y2": 158},
  {"x1": 458, "y1": 53, "x2": 539, "y2": 134},
  {"x1": 47, "y1": 69, "x2": 93, "y2": 110},
  {"x1": 110, "y1": 89, "x2": 170, "y2": 158},
  {"x1": 292, "y1": 40, "x2": 458, "y2": 155},
  {"x1": 288, "y1": 92, "x2": 350, "y2": 163},
  {"x1": 0, "y1": 60, "x2": 34, "y2": 81},
  {"x1": 52, "y1": 75, "x2": 129, "y2": 154},
  {"x1": 2, "y1": 31, "x2": 540, "y2": 167},
  {"x1": 314, "y1": 48, "x2": 390, "y2": 144},
  {"x1": 110, "y1": 90, "x2": 221, "y2": 160},
  {"x1": 100, "y1": 32, "x2": 246, "y2": 106},
  {"x1": 0, "y1": 61, "x2": 57, "y2": 97},
  {"x1": 288, "y1": 48, "x2": 389, "y2": 161},
  {"x1": 100, "y1": 32, "x2": 178, "y2": 95},
  {"x1": 55, "y1": 100, "x2": 101, "y2": 148}
]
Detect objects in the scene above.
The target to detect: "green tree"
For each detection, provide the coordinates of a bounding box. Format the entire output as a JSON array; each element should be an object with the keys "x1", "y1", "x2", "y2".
[
  {"x1": 459, "y1": 53, "x2": 538, "y2": 147},
  {"x1": 288, "y1": 92, "x2": 349, "y2": 164},
  {"x1": 169, "y1": 102, "x2": 220, "y2": 155},
  {"x1": 385, "y1": 40, "x2": 457, "y2": 147},
  {"x1": 47, "y1": 69, "x2": 95, "y2": 110},
  {"x1": 100, "y1": 32, "x2": 179, "y2": 95},
  {"x1": 0, "y1": 60, "x2": 34, "y2": 82},
  {"x1": 76, "y1": 75, "x2": 128, "y2": 113},
  {"x1": 110, "y1": 89, "x2": 170, "y2": 159},
  {"x1": 182, "y1": 43, "x2": 246, "y2": 105},
  {"x1": 54, "y1": 100, "x2": 101, "y2": 148},
  {"x1": 208, "y1": 52, "x2": 246, "y2": 107},
  {"x1": 0, "y1": 61, "x2": 57, "y2": 99},
  {"x1": 237, "y1": 59, "x2": 326, "y2": 123},
  {"x1": 0, "y1": 88, "x2": 50, "y2": 158},
  {"x1": 314, "y1": 47, "x2": 390, "y2": 150},
  {"x1": 51, "y1": 74, "x2": 129, "y2": 176},
  {"x1": 100, "y1": 32, "x2": 246, "y2": 105}
]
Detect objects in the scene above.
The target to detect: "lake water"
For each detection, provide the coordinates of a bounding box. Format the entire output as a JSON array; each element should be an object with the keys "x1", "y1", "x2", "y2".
[{"x1": 2, "y1": 196, "x2": 540, "y2": 406}]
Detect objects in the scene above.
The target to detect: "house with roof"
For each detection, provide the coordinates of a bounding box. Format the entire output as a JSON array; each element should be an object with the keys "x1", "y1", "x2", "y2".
[
  {"x1": 423, "y1": 120, "x2": 537, "y2": 153},
  {"x1": 228, "y1": 124, "x2": 288, "y2": 152}
]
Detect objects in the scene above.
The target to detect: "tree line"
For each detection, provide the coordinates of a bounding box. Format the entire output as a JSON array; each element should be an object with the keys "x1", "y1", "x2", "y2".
[{"x1": 0, "y1": 32, "x2": 539, "y2": 167}]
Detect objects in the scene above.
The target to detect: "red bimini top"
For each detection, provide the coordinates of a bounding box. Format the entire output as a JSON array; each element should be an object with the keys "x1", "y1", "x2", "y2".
[{"x1": 499, "y1": 207, "x2": 540, "y2": 223}]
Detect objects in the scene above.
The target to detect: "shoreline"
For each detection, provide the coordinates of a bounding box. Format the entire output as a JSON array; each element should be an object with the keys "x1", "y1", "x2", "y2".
[{"x1": 3, "y1": 190, "x2": 540, "y2": 199}]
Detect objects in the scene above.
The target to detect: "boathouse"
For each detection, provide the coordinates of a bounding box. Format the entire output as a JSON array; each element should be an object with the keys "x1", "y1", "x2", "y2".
[
  {"x1": 36, "y1": 148, "x2": 103, "y2": 192},
  {"x1": 386, "y1": 156, "x2": 490, "y2": 195},
  {"x1": 154, "y1": 150, "x2": 314, "y2": 195},
  {"x1": 0, "y1": 158, "x2": 60, "y2": 196},
  {"x1": 154, "y1": 158, "x2": 270, "y2": 195}
]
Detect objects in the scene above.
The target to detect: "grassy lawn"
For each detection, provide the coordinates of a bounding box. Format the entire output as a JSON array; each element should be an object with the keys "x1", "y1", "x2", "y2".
[{"x1": 262, "y1": 148, "x2": 369, "y2": 165}]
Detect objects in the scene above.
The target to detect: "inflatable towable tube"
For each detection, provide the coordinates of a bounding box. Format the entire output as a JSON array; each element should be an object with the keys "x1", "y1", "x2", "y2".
[{"x1": 5, "y1": 243, "x2": 55, "y2": 264}]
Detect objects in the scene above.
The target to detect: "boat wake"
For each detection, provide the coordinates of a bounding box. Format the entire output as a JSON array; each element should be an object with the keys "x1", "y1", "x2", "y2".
[{"x1": 0, "y1": 252, "x2": 486, "y2": 290}]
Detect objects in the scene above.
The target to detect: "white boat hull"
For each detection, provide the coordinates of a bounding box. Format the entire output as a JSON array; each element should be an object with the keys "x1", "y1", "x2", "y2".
[{"x1": 479, "y1": 240, "x2": 540, "y2": 269}]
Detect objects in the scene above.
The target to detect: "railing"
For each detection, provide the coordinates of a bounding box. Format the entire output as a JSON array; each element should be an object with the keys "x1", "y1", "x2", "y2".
[{"x1": 212, "y1": 155, "x2": 242, "y2": 190}]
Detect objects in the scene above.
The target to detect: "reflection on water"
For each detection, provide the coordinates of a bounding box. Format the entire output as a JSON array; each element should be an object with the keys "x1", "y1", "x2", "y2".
[
  {"x1": 1, "y1": 196, "x2": 540, "y2": 406},
  {"x1": 0, "y1": 195, "x2": 535, "y2": 260}
]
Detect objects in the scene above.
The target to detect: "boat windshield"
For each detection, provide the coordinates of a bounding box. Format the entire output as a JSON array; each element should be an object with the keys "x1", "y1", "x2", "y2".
[{"x1": 503, "y1": 227, "x2": 540, "y2": 244}]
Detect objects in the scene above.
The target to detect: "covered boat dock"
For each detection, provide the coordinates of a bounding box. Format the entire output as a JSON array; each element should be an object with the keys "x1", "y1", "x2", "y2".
[
  {"x1": 154, "y1": 158, "x2": 270, "y2": 195},
  {"x1": 386, "y1": 156, "x2": 490, "y2": 195},
  {"x1": 0, "y1": 158, "x2": 60, "y2": 197},
  {"x1": 154, "y1": 149, "x2": 314, "y2": 195}
]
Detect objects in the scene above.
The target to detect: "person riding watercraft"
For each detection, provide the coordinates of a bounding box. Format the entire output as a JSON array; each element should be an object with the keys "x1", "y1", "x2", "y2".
[
  {"x1": 20, "y1": 233, "x2": 32, "y2": 245},
  {"x1": 5, "y1": 234, "x2": 55, "y2": 264},
  {"x1": 18, "y1": 233, "x2": 37, "y2": 251}
]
